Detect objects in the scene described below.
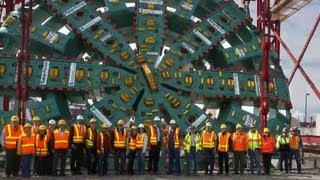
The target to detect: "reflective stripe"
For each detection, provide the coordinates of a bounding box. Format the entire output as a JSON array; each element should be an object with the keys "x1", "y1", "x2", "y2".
[
  {"x1": 36, "y1": 134, "x2": 49, "y2": 156},
  {"x1": 129, "y1": 137, "x2": 136, "y2": 151},
  {"x1": 53, "y1": 129, "x2": 69, "y2": 149},
  {"x1": 289, "y1": 135, "x2": 300, "y2": 150},
  {"x1": 114, "y1": 129, "x2": 126, "y2": 148},
  {"x1": 73, "y1": 124, "x2": 86, "y2": 143},
  {"x1": 86, "y1": 128, "x2": 94, "y2": 148},
  {"x1": 149, "y1": 126, "x2": 157, "y2": 145},
  {"x1": 20, "y1": 134, "x2": 35, "y2": 155},
  {"x1": 218, "y1": 132, "x2": 230, "y2": 152},
  {"x1": 5, "y1": 125, "x2": 23, "y2": 149},
  {"x1": 248, "y1": 131, "x2": 261, "y2": 150},
  {"x1": 202, "y1": 130, "x2": 215, "y2": 148},
  {"x1": 136, "y1": 133, "x2": 146, "y2": 149}
]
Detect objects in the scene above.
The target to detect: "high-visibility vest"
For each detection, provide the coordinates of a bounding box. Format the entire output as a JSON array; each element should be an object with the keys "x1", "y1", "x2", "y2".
[
  {"x1": 72, "y1": 124, "x2": 86, "y2": 144},
  {"x1": 248, "y1": 130, "x2": 261, "y2": 150},
  {"x1": 35, "y1": 134, "x2": 49, "y2": 156},
  {"x1": 232, "y1": 132, "x2": 248, "y2": 152},
  {"x1": 136, "y1": 133, "x2": 146, "y2": 149},
  {"x1": 184, "y1": 133, "x2": 201, "y2": 153},
  {"x1": 276, "y1": 135, "x2": 290, "y2": 151},
  {"x1": 20, "y1": 134, "x2": 35, "y2": 155},
  {"x1": 218, "y1": 132, "x2": 231, "y2": 152},
  {"x1": 129, "y1": 137, "x2": 136, "y2": 151},
  {"x1": 98, "y1": 132, "x2": 104, "y2": 153},
  {"x1": 289, "y1": 135, "x2": 300, "y2": 150},
  {"x1": 149, "y1": 126, "x2": 157, "y2": 145},
  {"x1": 4, "y1": 124, "x2": 23, "y2": 149},
  {"x1": 167, "y1": 128, "x2": 181, "y2": 149},
  {"x1": 261, "y1": 135, "x2": 275, "y2": 154},
  {"x1": 114, "y1": 128, "x2": 127, "y2": 149},
  {"x1": 86, "y1": 128, "x2": 95, "y2": 148},
  {"x1": 53, "y1": 129, "x2": 69, "y2": 150},
  {"x1": 202, "y1": 130, "x2": 215, "y2": 148}
]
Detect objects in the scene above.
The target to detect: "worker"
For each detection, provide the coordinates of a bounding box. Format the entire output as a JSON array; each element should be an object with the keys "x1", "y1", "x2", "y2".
[
  {"x1": 17, "y1": 123, "x2": 35, "y2": 178},
  {"x1": 167, "y1": 119, "x2": 183, "y2": 175},
  {"x1": 52, "y1": 119, "x2": 70, "y2": 176},
  {"x1": 217, "y1": 124, "x2": 231, "y2": 175},
  {"x1": 248, "y1": 124, "x2": 261, "y2": 175},
  {"x1": 31, "y1": 116, "x2": 41, "y2": 135},
  {"x1": 85, "y1": 118, "x2": 98, "y2": 175},
  {"x1": 147, "y1": 116, "x2": 163, "y2": 175},
  {"x1": 47, "y1": 119, "x2": 56, "y2": 175},
  {"x1": 3, "y1": 115, "x2": 23, "y2": 178},
  {"x1": 289, "y1": 127, "x2": 302, "y2": 174},
  {"x1": 276, "y1": 127, "x2": 290, "y2": 174},
  {"x1": 70, "y1": 115, "x2": 87, "y2": 175},
  {"x1": 127, "y1": 125, "x2": 138, "y2": 175},
  {"x1": 112, "y1": 119, "x2": 127, "y2": 175},
  {"x1": 261, "y1": 128, "x2": 275, "y2": 175},
  {"x1": 97, "y1": 123, "x2": 111, "y2": 176},
  {"x1": 184, "y1": 124, "x2": 201, "y2": 176},
  {"x1": 232, "y1": 124, "x2": 248, "y2": 175},
  {"x1": 136, "y1": 123, "x2": 148, "y2": 175},
  {"x1": 201, "y1": 122, "x2": 215, "y2": 175},
  {"x1": 34, "y1": 125, "x2": 51, "y2": 176}
]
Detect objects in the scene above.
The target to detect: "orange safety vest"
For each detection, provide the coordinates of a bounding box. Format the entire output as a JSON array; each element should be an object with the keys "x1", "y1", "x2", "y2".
[
  {"x1": 4, "y1": 124, "x2": 23, "y2": 149},
  {"x1": 149, "y1": 126, "x2": 157, "y2": 145},
  {"x1": 35, "y1": 134, "x2": 49, "y2": 156},
  {"x1": 114, "y1": 128, "x2": 127, "y2": 149},
  {"x1": 167, "y1": 128, "x2": 181, "y2": 149},
  {"x1": 136, "y1": 133, "x2": 146, "y2": 149},
  {"x1": 86, "y1": 128, "x2": 95, "y2": 148},
  {"x1": 53, "y1": 129, "x2": 69, "y2": 150},
  {"x1": 129, "y1": 137, "x2": 136, "y2": 151},
  {"x1": 289, "y1": 135, "x2": 300, "y2": 150},
  {"x1": 261, "y1": 135, "x2": 275, "y2": 154},
  {"x1": 20, "y1": 134, "x2": 36, "y2": 155},
  {"x1": 202, "y1": 130, "x2": 215, "y2": 148},
  {"x1": 218, "y1": 132, "x2": 231, "y2": 152},
  {"x1": 72, "y1": 124, "x2": 86, "y2": 144},
  {"x1": 232, "y1": 132, "x2": 248, "y2": 152}
]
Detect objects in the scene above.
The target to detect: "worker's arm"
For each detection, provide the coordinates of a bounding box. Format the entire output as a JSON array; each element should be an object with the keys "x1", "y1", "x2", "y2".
[
  {"x1": 143, "y1": 135, "x2": 148, "y2": 154},
  {"x1": 17, "y1": 136, "x2": 22, "y2": 155},
  {"x1": 1, "y1": 128, "x2": 5, "y2": 150},
  {"x1": 69, "y1": 125, "x2": 74, "y2": 145}
]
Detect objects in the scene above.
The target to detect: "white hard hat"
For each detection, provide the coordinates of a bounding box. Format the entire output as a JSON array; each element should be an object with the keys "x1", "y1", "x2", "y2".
[
  {"x1": 49, "y1": 119, "x2": 56, "y2": 125},
  {"x1": 138, "y1": 123, "x2": 145, "y2": 128},
  {"x1": 154, "y1": 116, "x2": 160, "y2": 121},
  {"x1": 76, "y1": 115, "x2": 84, "y2": 120},
  {"x1": 206, "y1": 122, "x2": 212, "y2": 127},
  {"x1": 169, "y1": 119, "x2": 176, "y2": 124},
  {"x1": 129, "y1": 116, "x2": 135, "y2": 122}
]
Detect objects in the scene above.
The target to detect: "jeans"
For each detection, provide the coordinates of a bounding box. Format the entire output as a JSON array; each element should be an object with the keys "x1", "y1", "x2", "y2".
[
  {"x1": 248, "y1": 149, "x2": 261, "y2": 174},
  {"x1": 127, "y1": 150, "x2": 136, "y2": 175},
  {"x1": 186, "y1": 147, "x2": 198, "y2": 175},
  {"x1": 136, "y1": 149, "x2": 145, "y2": 175},
  {"x1": 279, "y1": 151, "x2": 289, "y2": 173},
  {"x1": 21, "y1": 154, "x2": 33, "y2": 177},
  {"x1": 5, "y1": 149, "x2": 21, "y2": 177},
  {"x1": 34, "y1": 156, "x2": 49, "y2": 176},
  {"x1": 168, "y1": 148, "x2": 180, "y2": 174},
  {"x1": 86, "y1": 148, "x2": 98, "y2": 174},
  {"x1": 70, "y1": 143, "x2": 85, "y2": 174},
  {"x1": 289, "y1": 150, "x2": 302, "y2": 173},
  {"x1": 96, "y1": 149, "x2": 109, "y2": 176},
  {"x1": 52, "y1": 150, "x2": 67, "y2": 176},
  {"x1": 218, "y1": 152, "x2": 229, "y2": 174},
  {"x1": 234, "y1": 151, "x2": 246, "y2": 174},
  {"x1": 148, "y1": 143, "x2": 160, "y2": 173},
  {"x1": 262, "y1": 153, "x2": 272, "y2": 175},
  {"x1": 203, "y1": 148, "x2": 214, "y2": 174},
  {"x1": 114, "y1": 148, "x2": 126, "y2": 174}
]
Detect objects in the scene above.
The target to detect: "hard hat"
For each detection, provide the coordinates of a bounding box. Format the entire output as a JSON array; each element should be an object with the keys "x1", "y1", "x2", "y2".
[
  {"x1": 76, "y1": 115, "x2": 84, "y2": 120},
  {"x1": 58, "y1": 119, "x2": 66, "y2": 125},
  {"x1": 11, "y1": 115, "x2": 19, "y2": 122},
  {"x1": 292, "y1": 126, "x2": 298, "y2": 131},
  {"x1": 138, "y1": 123, "x2": 145, "y2": 128},
  {"x1": 117, "y1": 119, "x2": 124, "y2": 125},
  {"x1": 89, "y1": 118, "x2": 97, "y2": 123},
  {"x1": 153, "y1": 116, "x2": 160, "y2": 121},
  {"x1": 220, "y1": 124, "x2": 227, "y2": 129},
  {"x1": 131, "y1": 125, "x2": 138, "y2": 130},
  {"x1": 263, "y1": 128, "x2": 270, "y2": 133},
  {"x1": 101, "y1": 123, "x2": 109, "y2": 129},
  {"x1": 24, "y1": 123, "x2": 32, "y2": 128},
  {"x1": 129, "y1": 116, "x2": 135, "y2": 122},
  {"x1": 32, "y1": 116, "x2": 40, "y2": 121},
  {"x1": 236, "y1": 124, "x2": 243, "y2": 129},
  {"x1": 169, "y1": 119, "x2": 176, "y2": 124},
  {"x1": 49, "y1": 119, "x2": 56, "y2": 124},
  {"x1": 282, "y1": 127, "x2": 288, "y2": 132},
  {"x1": 206, "y1": 122, "x2": 212, "y2": 127},
  {"x1": 39, "y1": 125, "x2": 47, "y2": 131}
]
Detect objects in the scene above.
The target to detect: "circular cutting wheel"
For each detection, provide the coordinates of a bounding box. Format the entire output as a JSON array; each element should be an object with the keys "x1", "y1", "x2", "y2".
[{"x1": 0, "y1": 0, "x2": 291, "y2": 135}]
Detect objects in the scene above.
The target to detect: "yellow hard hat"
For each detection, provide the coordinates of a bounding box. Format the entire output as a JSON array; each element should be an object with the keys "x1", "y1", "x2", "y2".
[
  {"x1": 236, "y1": 124, "x2": 243, "y2": 129},
  {"x1": 24, "y1": 123, "x2": 32, "y2": 128},
  {"x1": 39, "y1": 125, "x2": 47, "y2": 131},
  {"x1": 131, "y1": 125, "x2": 137, "y2": 130},
  {"x1": 58, "y1": 119, "x2": 66, "y2": 125},
  {"x1": 263, "y1": 128, "x2": 270, "y2": 133},
  {"x1": 101, "y1": 123, "x2": 109, "y2": 128},
  {"x1": 117, "y1": 119, "x2": 124, "y2": 125},
  {"x1": 90, "y1": 118, "x2": 97, "y2": 123},
  {"x1": 11, "y1": 115, "x2": 19, "y2": 122},
  {"x1": 32, "y1": 116, "x2": 41, "y2": 121},
  {"x1": 220, "y1": 124, "x2": 227, "y2": 129}
]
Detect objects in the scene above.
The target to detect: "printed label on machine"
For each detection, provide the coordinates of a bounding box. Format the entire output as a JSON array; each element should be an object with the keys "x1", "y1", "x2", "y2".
[
  {"x1": 233, "y1": 73, "x2": 240, "y2": 95},
  {"x1": 25, "y1": 108, "x2": 32, "y2": 122},
  {"x1": 79, "y1": 16, "x2": 102, "y2": 31},
  {"x1": 68, "y1": 63, "x2": 76, "y2": 87},
  {"x1": 207, "y1": 18, "x2": 225, "y2": 34},
  {"x1": 100, "y1": 34, "x2": 112, "y2": 42},
  {"x1": 139, "y1": 8, "x2": 163, "y2": 15},
  {"x1": 254, "y1": 75, "x2": 260, "y2": 96},
  {"x1": 140, "y1": 0, "x2": 163, "y2": 5},
  {"x1": 64, "y1": 1, "x2": 86, "y2": 16},
  {"x1": 181, "y1": 42, "x2": 195, "y2": 53},
  {"x1": 45, "y1": 32, "x2": 59, "y2": 44},
  {"x1": 191, "y1": 114, "x2": 207, "y2": 129},
  {"x1": 235, "y1": 48, "x2": 246, "y2": 57},
  {"x1": 193, "y1": 29, "x2": 211, "y2": 46},
  {"x1": 181, "y1": 2, "x2": 193, "y2": 10},
  {"x1": 147, "y1": 52, "x2": 159, "y2": 56},
  {"x1": 40, "y1": 61, "x2": 50, "y2": 85},
  {"x1": 90, "y1": 106, "x2": 112, "y2": 126},
  {"x1": 244, "y1": 115, "x2": 254, "y2": 128}
]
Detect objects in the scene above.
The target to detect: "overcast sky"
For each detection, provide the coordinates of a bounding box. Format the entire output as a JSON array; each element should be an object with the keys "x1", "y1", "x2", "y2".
[{"x1": 234, "y1": 0, "x2": 320, "y2": 119}]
